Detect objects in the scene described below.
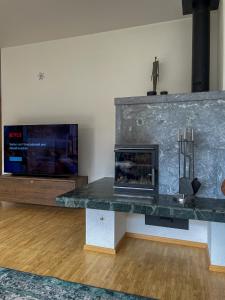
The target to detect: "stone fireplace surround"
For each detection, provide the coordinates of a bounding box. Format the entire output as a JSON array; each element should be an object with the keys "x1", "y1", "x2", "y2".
[
  {"x1": 115, "y1": 90, "x2": 225, "y2": 199},
  {"x1": 57, "y1": 91, "x2": 225, "y2": 271},
  {"x1": 113, "y1": 91, "x2": 225, "y2": 269}
]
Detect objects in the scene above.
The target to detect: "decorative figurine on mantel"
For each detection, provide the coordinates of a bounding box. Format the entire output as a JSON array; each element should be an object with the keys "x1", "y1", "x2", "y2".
[{"x1": 147, "y1": 57, "x2": 159, "y2": 96}]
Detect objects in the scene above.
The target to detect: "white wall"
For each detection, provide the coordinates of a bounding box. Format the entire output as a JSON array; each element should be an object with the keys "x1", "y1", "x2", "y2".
[
  {"x1": 86, "y1": 209, "x2": 126, "y2": 248},
  {"x1": 208, "y1": 222, "x2": 225, "y2": 266},
  {"x1": 219, "y1": 0, "x2": 225, "y2": 89},
  {"x1": 86, "y1": 210, "x2": 208, "y2": 249},
  {"x1": 1, "y1": 16, "x2": 218, "y2": 181},
  {"x1": 86, "y1": 209, "x2": 116, "y2": 248},
  {"x1": 126, "y1": 214, "x2": 208, "y2": 243}
]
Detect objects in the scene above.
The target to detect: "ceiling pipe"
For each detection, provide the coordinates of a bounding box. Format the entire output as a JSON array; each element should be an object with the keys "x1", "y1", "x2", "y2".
[{"x1": 182, "y1": 0, "x2": 220, "y2": 92}]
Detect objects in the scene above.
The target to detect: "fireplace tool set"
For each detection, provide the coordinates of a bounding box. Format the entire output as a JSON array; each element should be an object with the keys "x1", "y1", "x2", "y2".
[{"x1": 177, "y1": 128, "x2": 201, "y2": 202}]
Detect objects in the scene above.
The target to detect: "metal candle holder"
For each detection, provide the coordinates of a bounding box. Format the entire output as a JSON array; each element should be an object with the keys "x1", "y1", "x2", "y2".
[{"x1": 177, "y1": 128, "x2": 195, "y2": 195}]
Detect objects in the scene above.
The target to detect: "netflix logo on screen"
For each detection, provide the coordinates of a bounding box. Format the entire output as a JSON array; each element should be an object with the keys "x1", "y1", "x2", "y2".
[{"x1": 9, "y1": 132, "x2": 22, "y2": 139}]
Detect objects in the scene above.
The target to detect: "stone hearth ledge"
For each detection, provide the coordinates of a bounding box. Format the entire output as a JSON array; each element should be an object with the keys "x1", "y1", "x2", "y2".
[
  {"x1": 56, "y1": 177, "x2": 225, "y2": 223},
  {"x1": 57, "y1": 177, "x2": 225, "y2": 270}
]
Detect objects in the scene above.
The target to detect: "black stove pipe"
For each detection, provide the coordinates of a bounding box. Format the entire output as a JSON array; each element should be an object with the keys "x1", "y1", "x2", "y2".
[{"x1": 192, "y1": 0, "x2": 210, "y2": 92}]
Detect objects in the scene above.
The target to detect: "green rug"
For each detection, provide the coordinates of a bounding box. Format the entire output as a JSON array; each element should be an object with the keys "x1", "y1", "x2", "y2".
[{"x1": 0, "y1": 267, "x2": 155, "y2": 300}]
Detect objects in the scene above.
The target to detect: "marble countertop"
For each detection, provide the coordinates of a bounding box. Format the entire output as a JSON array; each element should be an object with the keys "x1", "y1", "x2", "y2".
[{"x1": 56, "y1": 177, "x2": 225, "y2": 223}]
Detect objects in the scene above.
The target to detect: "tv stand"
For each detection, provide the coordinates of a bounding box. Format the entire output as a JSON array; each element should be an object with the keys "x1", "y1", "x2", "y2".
[{"x1": 0, "y1": 174, "x2": 88, "y2": 206}]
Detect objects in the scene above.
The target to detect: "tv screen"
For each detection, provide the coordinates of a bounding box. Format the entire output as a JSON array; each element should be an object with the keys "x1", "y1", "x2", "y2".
[{"x1": 4, "y1": 124, "x2": 78, "y2": 176}]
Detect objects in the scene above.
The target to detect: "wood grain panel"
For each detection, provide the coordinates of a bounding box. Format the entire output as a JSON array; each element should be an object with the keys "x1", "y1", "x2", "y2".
[
  {"x1": 125, "y1": 232, "x2": 208, "y2": 249},
  {"x1": 209, "y1": 265, "x2": 225, "y2": 273},
  {"x1": 0, "y1": 204, "x2": 225, "y2": 300},
  {"x1": 83, "y1": 244, "x2": 116, "y2": 255},
  {"x1": 0, "y1": 175, "x2": 87, "y2": 206},
  {"x1": 83, "y1": 234, "x2": 126, "y2": 255}
]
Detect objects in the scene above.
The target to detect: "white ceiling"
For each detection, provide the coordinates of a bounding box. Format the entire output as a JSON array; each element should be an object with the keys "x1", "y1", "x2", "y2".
[{"x1": 0, "y1": 0, "x2": 185, "y2": 47}]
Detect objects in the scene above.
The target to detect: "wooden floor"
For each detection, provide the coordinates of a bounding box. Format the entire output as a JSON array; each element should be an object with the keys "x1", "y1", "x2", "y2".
[{"x1": 0, "y1": 202, "x2": 225, "y2": 300}]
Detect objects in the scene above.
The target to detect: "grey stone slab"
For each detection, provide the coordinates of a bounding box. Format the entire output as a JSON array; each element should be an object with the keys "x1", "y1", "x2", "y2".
[
  {"x1": 115, "y1": 92, "x2": 225, "y2": 199},
  {"x1": 115, "y1": 91, "x2": 225, "y2": 105}
]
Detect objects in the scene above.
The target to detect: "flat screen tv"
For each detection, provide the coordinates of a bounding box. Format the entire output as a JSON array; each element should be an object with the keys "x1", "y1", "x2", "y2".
[{"x1": 4, "y1": 124, "x2": 78, "y2": 177}]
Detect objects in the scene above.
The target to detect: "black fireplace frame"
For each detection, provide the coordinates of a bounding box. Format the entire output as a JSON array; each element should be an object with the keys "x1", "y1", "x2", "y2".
[{"x1": 114, "y1": 144, "x2": 159, "y2": 195}]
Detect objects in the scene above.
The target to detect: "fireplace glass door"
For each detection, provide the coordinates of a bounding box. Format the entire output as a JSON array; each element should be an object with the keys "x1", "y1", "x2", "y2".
[{"x1": 114, "y1": 146, "x2": 158, "y2": 192}]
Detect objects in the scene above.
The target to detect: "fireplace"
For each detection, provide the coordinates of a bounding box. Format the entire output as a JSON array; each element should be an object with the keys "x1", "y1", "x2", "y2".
[{"x1": 114, "y1": 145, "x2": 159, "y2": 195}]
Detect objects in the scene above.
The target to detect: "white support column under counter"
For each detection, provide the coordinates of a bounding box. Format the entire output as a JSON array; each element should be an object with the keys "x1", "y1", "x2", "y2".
[
  {"x1": 84, "y1": 208, "x2": 126, "y2": 254},
  {"x1": 208, "y1": 222, "x2": 225, "y2": 272}
]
